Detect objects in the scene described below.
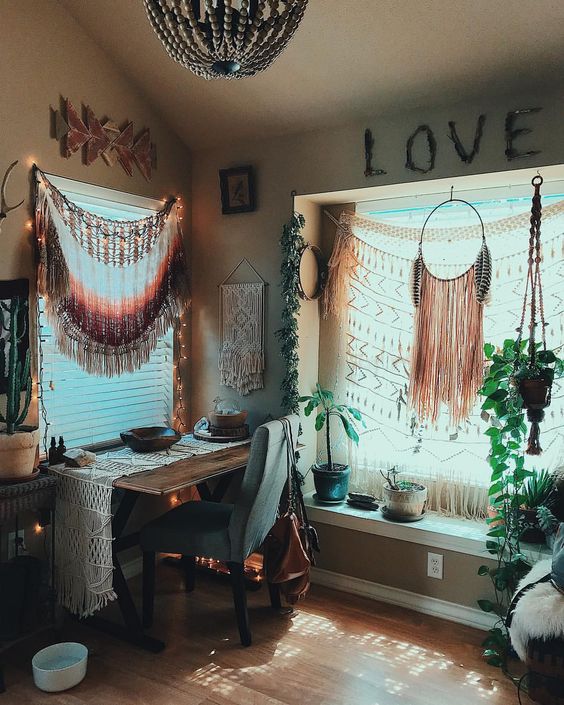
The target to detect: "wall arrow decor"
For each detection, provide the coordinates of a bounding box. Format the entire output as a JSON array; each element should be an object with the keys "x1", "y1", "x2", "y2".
[{"x1": 53, "y1": 99, "x2": 156, "y2": 180}]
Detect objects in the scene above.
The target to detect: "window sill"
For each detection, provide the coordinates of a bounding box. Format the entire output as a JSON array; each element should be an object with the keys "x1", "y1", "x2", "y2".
[{"x1": 304, "y1": 491, "x2": 551, "y2": 563}]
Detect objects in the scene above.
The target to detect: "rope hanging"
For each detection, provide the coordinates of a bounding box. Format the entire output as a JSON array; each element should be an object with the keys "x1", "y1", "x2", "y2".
[
  {"x1": 516, "y1": 175, "x2": 550, "y2": 455},
  {"x1": 408, "y1": 196, "x2": 492, "y2": 425}
]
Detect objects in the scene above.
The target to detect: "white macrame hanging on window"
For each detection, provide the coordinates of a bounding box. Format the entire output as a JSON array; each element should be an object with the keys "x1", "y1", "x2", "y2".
[{"x1": 218, "y1": 261, "x2": 266, "y2": 395}]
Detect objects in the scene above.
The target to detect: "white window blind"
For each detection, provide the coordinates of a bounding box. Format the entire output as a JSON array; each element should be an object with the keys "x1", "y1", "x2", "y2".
[{"x1": 39, "y1": 177, "x2": 174, "y2": 450}]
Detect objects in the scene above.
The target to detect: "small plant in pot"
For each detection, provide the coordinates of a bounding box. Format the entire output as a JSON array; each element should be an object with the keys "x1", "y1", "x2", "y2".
[
  {"x1": 299, "y1": 384, "x2": 363, "y2": 502},
  {"x1": 520, "y1": 468, "x2": 554, "y2": 543},
  {"x1": 380, "y1": 467, "x2": 427, "y2": 521},
  {"x1": 509, "y1": 340, "x2": 563, "y2": 455},
  {"x1": 0, "y1": 295, "x2": 38, "y2": 481}
]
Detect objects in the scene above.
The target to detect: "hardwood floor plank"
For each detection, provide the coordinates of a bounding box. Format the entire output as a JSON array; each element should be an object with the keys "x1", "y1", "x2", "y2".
[{"x1": 2, "y1": 562, "x2": 518, "y2": 704}]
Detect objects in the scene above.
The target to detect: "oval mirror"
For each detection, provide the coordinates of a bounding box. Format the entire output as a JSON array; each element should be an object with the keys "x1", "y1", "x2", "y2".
[{"x1": 297, "y1": 244, "x2": 327, "y2": 301}]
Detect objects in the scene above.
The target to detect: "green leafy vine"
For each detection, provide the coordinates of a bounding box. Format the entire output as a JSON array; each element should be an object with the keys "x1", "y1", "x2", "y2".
[{"x1": 275, "y1": 212, "x2": 306, "y2": 414}]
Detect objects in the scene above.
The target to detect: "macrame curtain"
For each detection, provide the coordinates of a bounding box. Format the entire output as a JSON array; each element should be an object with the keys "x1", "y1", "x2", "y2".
[
  {"x1": 323, "y1": 205, "x2": 564, "y2": 519},
  {"x1": 219, "y1": 282, "x2": 265, "y2": 395},
  {"x1": 35, "y1": 169, "x2": 189, "y2": 376}
]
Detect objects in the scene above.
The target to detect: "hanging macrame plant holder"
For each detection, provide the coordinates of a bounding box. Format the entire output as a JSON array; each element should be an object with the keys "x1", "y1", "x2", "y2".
[
  {"x1": 34, "y1": 168, "x2": 189, "y2": 376},
  {"x1": 515, "y1": 175, "x2": 551, "y2": 455},
  {"x1": 408, "y1": 196, "x2": 492, "y2": 425}
]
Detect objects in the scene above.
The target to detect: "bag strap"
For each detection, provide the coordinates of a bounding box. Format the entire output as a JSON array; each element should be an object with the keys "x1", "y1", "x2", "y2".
[
  {"x1": 279, "y1": 419, "x2": 296, "y2": 513},
  {"x1": 505, "y1": 573, "x2": 552, "y2": 628}
]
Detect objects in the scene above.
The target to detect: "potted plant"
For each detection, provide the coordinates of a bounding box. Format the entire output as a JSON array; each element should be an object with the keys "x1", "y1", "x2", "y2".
[
  {"x1": 299, "y1": 384, "x2": 363, "y2": 502},
  {"x1": 380, "y1": 467, "x2": 427, "y2": 520},
  {"x1": 477, "y1": 339, "x2": 536, "y2": 670},
  {"x1": 509, "y1": 341, "x2": 563, "y2": 455},
  {"x1": 520, "y1": 469, "x2": 554, "y2": 543},
  {"x1": 0, "y1": 295, "x2": 38, "y2": 480}
]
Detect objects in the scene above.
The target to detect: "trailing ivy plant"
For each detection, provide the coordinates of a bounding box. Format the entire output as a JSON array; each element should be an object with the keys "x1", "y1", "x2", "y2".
[
  {"x1": 477, "y1": 338, "x2": 533, "y2": 671},
  {"x1": 478, "y1": 338, "x2": 563, "y2": 671},
  {"x1": 275, "y1": 212, "x2": 306, "y2": 414}
]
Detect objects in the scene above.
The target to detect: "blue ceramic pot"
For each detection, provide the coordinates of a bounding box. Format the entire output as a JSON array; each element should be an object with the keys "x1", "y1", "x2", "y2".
[{"x1": 313, "y1": 463, "x2": 350, "y2": 502}]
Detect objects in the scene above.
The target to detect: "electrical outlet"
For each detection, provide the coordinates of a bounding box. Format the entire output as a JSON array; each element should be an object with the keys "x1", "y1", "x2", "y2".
[{"x1": 427, "y1": 552, "x2": 443, "y2": 580}]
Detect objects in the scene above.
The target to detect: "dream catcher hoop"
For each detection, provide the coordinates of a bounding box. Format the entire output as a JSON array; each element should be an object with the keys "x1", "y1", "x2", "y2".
[{"x1": 408, "y1": 194, "x2": 492, "y2": 425}]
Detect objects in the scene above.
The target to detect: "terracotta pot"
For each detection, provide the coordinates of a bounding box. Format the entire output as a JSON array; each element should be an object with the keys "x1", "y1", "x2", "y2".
[
  {"x1": 383, "y1": 483, "x2": 427, "y2": 519},
  {"x1": 0, "y1": 428, "x2": 40, "y2": 480},
  {"x1": 519, "y1": 377, "x2": 552, "y2": 410}
]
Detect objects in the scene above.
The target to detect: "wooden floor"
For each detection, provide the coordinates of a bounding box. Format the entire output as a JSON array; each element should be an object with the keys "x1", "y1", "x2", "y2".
[{"x1": 3, "y1": 562, "x2": 519, "y2": 704}]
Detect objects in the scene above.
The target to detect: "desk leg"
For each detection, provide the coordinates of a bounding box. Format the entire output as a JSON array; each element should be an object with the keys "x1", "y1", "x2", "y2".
[{"x1": 82, "y1": 490, "x2": 165, "y2": 653}]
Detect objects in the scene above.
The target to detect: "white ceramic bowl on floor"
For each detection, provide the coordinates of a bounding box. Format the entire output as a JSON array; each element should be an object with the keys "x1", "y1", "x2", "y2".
[{"x1": 32, "y1": 642, "x2": 88, "y2": 692}]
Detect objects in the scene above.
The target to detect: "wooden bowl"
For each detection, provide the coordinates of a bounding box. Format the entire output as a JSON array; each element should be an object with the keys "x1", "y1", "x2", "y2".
[
  {"x1": 207, "y1": 411, "x2": 248, "y2": 429},
  {"x1": 120, "y1": 427, "x2": 181, "y2": 453}
]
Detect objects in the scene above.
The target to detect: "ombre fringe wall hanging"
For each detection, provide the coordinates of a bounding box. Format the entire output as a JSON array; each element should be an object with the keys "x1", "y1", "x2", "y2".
[
  {"x1": 218, "y1": 259, "x2": 266, "y2": 396},
  {"x1": 408, "y1": 196, "x2": 492, "y2": 425},
  {"x1": 34, "y1": 167, "x2": 189, "y2": 376}
]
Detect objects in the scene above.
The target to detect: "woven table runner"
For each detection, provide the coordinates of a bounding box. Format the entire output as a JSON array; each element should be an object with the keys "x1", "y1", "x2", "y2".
[{"x1": 49, "y1": 435, "x2": 248, "y2": 617}]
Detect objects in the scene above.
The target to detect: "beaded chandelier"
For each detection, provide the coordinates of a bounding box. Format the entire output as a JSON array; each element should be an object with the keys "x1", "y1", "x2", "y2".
[{"x1": 144, "y1": 0, "x2": 308, "y2": 80}]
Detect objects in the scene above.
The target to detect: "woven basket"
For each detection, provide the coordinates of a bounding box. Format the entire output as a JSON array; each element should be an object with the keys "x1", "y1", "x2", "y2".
[
  {"x1": 527, "y1": 638, "x2": 564, "y2": 705},
  {"x1": 0, "y1": 475, "x2": 57, "y2": 523}
]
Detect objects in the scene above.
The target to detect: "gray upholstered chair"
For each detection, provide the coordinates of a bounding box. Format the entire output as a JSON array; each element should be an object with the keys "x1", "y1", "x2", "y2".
[{"x1": 140, "y1": 415, "x2": 299, "y2": 646}]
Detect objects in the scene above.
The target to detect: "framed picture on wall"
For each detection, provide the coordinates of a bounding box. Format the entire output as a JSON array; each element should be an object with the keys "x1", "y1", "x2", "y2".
[{"x1": 219, "y1": 166, "x2": 256, "y2": 214}]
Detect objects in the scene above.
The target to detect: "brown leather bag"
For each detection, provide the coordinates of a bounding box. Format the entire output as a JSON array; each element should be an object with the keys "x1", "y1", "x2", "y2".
[{"x1": 264, "y1": 419, "x2": 319, "y2": 604}]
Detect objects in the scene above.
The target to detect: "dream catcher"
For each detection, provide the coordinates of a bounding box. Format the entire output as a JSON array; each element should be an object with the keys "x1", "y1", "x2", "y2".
[{"x1": 408, "y1": 195, "x2": 492, "y2": 425}]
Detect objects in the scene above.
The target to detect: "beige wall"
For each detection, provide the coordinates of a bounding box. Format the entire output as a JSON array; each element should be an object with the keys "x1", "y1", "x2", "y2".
[
  {"x1": 0, "y1": 0, "x2": 192, "y2": 426},
  {"x1": 312, "y1": 523, "x2": 495, "y2": 608},
  {"x1": 192, "y1": 88, "x2": 564, "y2": 606},
  {"x1": 0, "y1": 0, "x2": 192, "y2": 553}
]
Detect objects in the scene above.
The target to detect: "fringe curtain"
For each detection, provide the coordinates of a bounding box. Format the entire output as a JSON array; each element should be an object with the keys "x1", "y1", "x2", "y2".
[
  {"x1": 35, "y1": 170, "x2": 189, "y2": 376},
  {"x1": 408, "y1": 263, "x2": 485, "y2": 425},
  {"x1": 219, "y1": 283, "x2": 265, "y2": 395},
  {"x1": 322, "y1": 210, "x2": 564, "y2": 519}
]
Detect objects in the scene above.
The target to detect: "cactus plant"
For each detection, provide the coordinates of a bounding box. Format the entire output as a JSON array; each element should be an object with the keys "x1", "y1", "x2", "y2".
[{"x1": 0, "y1": 296, "x2": 32, "y2": 434}]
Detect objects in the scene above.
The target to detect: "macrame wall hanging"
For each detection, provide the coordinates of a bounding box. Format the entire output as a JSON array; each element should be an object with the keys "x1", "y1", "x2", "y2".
[
  {"x1": 34, "y1": 167, "x2": 189, "y2": 376},
  {"x1": 408, "y1": 196, "x2": 492, "y2": 425},
  {"x1": 218, "y1": 259, "x2": 266, "y2": 396}
]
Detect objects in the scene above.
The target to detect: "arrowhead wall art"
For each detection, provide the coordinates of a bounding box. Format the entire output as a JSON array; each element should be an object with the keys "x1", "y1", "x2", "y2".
[{"x1": 53, "y1": 98, "x2": 156, "y2": 181}]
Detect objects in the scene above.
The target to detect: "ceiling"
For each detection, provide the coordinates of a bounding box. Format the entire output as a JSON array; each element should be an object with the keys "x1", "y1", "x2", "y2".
[{"x1": 60, "y1": 0, "x2": 564, "y2": 151}]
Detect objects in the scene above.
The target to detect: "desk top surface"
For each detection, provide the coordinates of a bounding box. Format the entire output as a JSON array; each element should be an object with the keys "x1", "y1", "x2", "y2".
[{"x1": 112, "y1": 443, "x2": 251, "y2": 496}]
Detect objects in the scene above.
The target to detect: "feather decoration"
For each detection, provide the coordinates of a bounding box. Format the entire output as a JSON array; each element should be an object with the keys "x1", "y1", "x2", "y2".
[
  {"x1": 474, "y1": 240, "x2": 492, "y2": 304},
  {"x1": 409, "y1": 251, "x2": 423, "y2": 307}
]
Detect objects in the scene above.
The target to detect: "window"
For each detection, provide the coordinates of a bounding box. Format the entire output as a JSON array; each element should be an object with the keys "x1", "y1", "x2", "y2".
[
  {"x1": 326, "y1": 179, "x2": 564, "y2": 518},
  {"x1": 39, "y1": 177, "x2": 174, "y2": 450}
]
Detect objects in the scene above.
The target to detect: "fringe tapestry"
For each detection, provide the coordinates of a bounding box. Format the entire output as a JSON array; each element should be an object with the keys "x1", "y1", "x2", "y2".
[{"x1": 35, "y1": 169, "x2": 188, "y2": 376}]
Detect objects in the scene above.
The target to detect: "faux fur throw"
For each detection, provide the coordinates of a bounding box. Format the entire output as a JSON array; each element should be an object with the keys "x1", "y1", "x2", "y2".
[{"x1": 509, "y1": 558, "x2": 564, "y2": 661}]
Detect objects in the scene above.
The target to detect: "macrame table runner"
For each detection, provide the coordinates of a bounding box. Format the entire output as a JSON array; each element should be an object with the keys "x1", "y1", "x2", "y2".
[
  {"x1": 49, "y1": 435, "x2": 247, "y2": 617},
  {"x1": 219, "y1": 282, "x2": 265, "y2": 395}
]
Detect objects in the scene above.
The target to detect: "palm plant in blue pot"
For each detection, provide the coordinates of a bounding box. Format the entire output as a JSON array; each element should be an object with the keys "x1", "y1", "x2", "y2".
[{"x1": 299, "y1": 384, "x2": 364, "y2": 502}]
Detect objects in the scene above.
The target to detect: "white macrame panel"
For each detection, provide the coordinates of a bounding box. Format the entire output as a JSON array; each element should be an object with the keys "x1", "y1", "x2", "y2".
[
  {"x1": 219, "y1": 282, "x2": 265, "y2": 396},
  {"x1": 50, "y1": 436, "x2": 248, "y2": 617}
]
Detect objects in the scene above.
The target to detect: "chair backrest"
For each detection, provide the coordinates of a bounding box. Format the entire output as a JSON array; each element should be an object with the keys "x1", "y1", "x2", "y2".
[{"x1": 228, "y1": 414, "x2": 299, "y2": 562}]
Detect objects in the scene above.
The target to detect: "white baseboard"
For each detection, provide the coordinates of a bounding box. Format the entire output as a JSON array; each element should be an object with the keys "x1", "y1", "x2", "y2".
[
  {"x1": 311, "y1": 567, "x2": 496, "y2": 631},
  {"x1": 122, "y1": 556, "x2": 493, "y2": 631}
]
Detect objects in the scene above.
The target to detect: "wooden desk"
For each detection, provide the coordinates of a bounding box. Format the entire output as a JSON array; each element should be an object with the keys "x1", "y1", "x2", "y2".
[
  {"x1": 85, "y1": 442, "x2": 251, "y2": 654},
  {"x1": 113, "y1": 444, "x2": 250, "y2": 496}
]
